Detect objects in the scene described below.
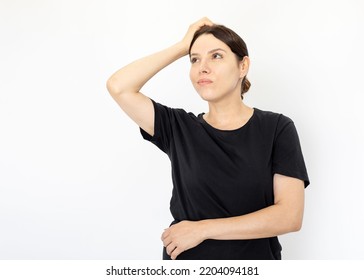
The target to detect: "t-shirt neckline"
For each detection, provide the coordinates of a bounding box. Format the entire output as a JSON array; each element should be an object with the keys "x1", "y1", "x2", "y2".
[{"x1": 198, "y1": 108, "x2": 256, "y2": 133}]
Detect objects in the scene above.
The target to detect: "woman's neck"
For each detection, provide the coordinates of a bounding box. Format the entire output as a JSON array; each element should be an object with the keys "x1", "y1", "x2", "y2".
[{"x1": 204, "y1": 99, "x2": 254, "y2": 130}]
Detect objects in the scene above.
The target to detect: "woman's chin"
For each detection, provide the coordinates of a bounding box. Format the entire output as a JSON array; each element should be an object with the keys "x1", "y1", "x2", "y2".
[{"x1": 198, "y1": 92, "x2": 228, "y2": 103}]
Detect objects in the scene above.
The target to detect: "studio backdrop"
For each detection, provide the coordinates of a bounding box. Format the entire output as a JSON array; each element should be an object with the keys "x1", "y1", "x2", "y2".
[{"x1": 0, "y1": 0, "x2": 363, "y2": 259}]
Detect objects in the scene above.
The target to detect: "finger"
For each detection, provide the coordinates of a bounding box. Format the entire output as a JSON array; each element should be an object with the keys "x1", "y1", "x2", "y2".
[
  {"x1": 197, "y1": 17, "x2": 214, "y2": 27},
  {"x1": 189, "y1": 17, "x2": 213, "y2": 33},
  {"x1": 166, "y1": 243, "x2": 177, "y2": 255},
  {"x1": 197, "y1": 17, "x2": 213, "y2": 24},
  {"x1": 162, "y1": 236, "x2": 172, "y2": 247},
  {"x1": 170, "y1": 247, "x2": 183, "y2": 260},
  {"x1": 161, "y1": 228, "x2": 170, "y2": 241}
]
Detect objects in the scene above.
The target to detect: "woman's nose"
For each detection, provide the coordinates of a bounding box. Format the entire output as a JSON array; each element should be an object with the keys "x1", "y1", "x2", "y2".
[{"x1": 199, "y1": 59, "x2": 210, "y2": 74}]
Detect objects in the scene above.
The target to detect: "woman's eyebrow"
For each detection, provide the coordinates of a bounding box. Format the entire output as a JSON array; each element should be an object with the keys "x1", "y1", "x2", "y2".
[{"x1": 190, "y1": 48, "x2": 227, "y2": 56}]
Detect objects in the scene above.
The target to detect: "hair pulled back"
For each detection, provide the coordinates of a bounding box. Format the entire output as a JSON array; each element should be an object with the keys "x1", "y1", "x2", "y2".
[{"x1": 189, "y1": 25, "x2": 251, "y2": 99}]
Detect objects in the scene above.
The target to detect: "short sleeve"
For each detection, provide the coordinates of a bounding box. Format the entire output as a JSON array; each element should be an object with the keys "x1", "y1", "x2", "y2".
[
  {"x1": 140, "y1": 99, "x2": 173, "y2": 154},
  {"x1": 272, "y1": 116, "x2": 310, "y2": 187}
]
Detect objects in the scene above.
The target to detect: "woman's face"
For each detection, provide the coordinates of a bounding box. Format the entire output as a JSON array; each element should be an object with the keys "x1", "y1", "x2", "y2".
[{"x1": 189, "y1": 34, "x2": 247, "y2": 103}]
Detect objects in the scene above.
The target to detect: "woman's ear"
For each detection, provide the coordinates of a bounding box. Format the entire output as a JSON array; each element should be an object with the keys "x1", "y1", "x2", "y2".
[{"x1": 239, "y1": 56, "x2": 250, "y2": 78}]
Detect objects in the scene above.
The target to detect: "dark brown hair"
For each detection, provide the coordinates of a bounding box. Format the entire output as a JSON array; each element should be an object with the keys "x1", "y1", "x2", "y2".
[{"x1": 189, "y1": 25, "x2": 251, "y2": 99}]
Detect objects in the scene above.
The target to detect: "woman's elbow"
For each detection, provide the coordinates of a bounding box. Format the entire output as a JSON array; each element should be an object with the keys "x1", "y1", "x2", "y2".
[
  {"x1": 291, "y1": 219, "x2": 303, "y2": 232},
  {"x1": 106, "y1": 77, "x2": 121, "y2": 97},
  {"x1": 279, "y1": 206, "x2": 304, "y2": 233},
  {"x1": 287, "y1": 213, "x2": 304, "y2": 233}
]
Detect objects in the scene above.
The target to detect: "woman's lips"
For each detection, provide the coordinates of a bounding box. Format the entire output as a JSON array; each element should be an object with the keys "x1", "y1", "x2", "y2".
[{"x1": 197, "y1": 79, "x2": 213, "y2": 85}]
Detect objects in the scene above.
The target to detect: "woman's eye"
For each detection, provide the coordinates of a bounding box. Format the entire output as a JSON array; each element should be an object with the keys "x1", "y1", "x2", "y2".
[
  {"x1": 190, "y1": 57, "x2": 198, "y2": 64},
  {"x1": 212, "y1": 53, "x2": 223, "y2": 59}
]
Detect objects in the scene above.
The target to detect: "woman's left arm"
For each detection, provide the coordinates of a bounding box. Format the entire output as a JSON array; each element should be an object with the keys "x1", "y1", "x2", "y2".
[{"x1": 161, "y1": 174, "x2": 305, "y2": 260}]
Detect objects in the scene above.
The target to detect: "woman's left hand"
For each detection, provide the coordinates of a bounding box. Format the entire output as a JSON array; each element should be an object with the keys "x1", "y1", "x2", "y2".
[{"x1": 161, "y1": 220, "x2": 206, "y2": 260}]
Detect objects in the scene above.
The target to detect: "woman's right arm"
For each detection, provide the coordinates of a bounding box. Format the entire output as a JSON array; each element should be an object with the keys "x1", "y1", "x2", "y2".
[{"x1": 106, "y1": 17, "x2": 213, "y2": 136}]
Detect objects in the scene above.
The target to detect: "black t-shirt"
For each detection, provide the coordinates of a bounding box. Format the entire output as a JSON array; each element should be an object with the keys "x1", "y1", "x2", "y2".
[{"x1": 140, "y1": 99, "x2": 310, "y2": 260}]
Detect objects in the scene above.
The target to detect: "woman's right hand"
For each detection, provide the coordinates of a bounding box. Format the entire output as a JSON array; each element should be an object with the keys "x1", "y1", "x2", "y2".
[
  {"x1": 107, "y1": 18, "x2": 214, "y2": 137},
  {"x1": 180, "y1": 17, "x2": 214, "y2": 55}
]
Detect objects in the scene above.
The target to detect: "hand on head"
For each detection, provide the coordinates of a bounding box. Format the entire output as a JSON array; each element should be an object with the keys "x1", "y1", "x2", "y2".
[{"x1": 181, "y1": 17, "x2": 214, "y2": 54}]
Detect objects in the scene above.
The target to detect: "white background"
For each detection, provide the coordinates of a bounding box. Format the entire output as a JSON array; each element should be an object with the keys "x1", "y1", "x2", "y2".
[{"x1": 0, "y1": 0, "x2": 363, "y2": 260}]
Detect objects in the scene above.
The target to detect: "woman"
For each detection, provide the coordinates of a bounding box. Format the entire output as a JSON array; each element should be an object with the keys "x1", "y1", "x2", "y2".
[{"x1": 106, "y1": 17, "x2": 309, "y2": 260}]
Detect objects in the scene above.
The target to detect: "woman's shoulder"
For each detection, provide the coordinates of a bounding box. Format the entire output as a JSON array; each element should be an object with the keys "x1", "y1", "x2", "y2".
[
  {"x1": 252, "y1": 108, "x2": 296, "y2": 137},
  {"x1": 152, "y1": 99, "x2": 200, "y2": 124},
  {"x1": 253, "y1": 107, "x2": 293, "y2": 124}
]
